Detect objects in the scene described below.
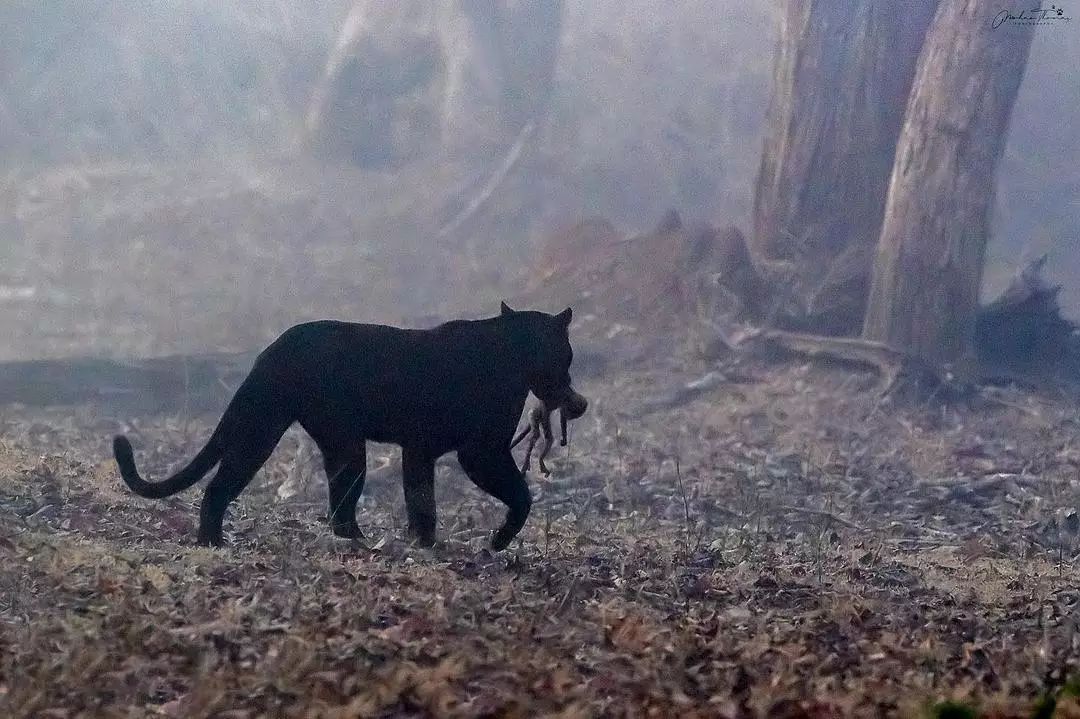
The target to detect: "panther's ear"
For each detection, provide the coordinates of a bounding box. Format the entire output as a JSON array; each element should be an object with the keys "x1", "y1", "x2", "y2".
[
  {"x1": 557, "y1": 307, "x2": 572, "y2": 326},
  {"x1": 500, "y1": 301, "x2": 515, "y2": 316}
]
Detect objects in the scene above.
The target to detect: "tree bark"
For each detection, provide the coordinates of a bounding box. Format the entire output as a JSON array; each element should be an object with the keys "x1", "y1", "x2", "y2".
[
  {"x1": 751, "y1": 0, "x2": 938, "y2": 334},
  {"x1": 861, "y1": 0, "x2": 1034, "y2": 365}
]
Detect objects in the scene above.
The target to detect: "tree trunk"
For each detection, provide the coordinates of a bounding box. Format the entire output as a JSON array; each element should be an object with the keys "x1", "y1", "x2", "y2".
[
  {"x1": 304, "y1": 0, "x2": 446, "y2": 168},
  {"x1": 861, "y1": 0, "x2": 1034, "y2": 365},
  {"x1": 304, "y1": 0, "x2": 562, "y2": 167},
  {"x1": 751, "y1": 0, "x2": 938, "y2": 334}
]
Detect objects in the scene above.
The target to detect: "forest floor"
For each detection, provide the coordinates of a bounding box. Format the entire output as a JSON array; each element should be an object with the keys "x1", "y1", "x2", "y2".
[
  {"x1": 3, "y1": 352, "x2": 1080, "y2": 718},
  {"x1": 2, "y1": 161, "x2": 1080, "y2": 717}
]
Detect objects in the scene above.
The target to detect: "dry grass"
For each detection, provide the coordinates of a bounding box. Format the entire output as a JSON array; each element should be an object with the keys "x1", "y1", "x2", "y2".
[
  {"x1": 1, "y1": 3, "x2": 1078, "y2": 713},
  {"x1": 1, "y1": 136, "x2": 1079, "y2": 719},
  {"x1": 2, "y1": 356, "x2": 1080, "y2": 717}
]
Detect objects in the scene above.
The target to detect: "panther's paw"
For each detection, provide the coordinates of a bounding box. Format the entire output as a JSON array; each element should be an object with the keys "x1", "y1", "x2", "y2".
[
  {"x1": 490, "y1": 529, "x2": 514, "y2": 552},
  {"x1": 331, "y1": 521, "x2": 364, "y2": 539},
  {"x1": 407, "y1": 529, "x2": 437, "y2": 548}
]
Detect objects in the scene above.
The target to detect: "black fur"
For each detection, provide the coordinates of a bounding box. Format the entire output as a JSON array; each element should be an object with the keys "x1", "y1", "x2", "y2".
[{"x1": 113, "y1": 303, "x2": 587, "y2": 550}]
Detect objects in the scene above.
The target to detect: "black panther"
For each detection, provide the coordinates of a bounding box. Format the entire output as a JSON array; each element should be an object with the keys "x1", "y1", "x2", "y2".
[{"x1": 113, "y1": 302, "x2": 588, "y2": 550}]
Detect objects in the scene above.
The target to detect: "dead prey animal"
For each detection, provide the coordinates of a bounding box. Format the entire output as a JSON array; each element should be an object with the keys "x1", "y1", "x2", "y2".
[{"x1": 510, "y1": 401, "x2": 571, "y2": 475}]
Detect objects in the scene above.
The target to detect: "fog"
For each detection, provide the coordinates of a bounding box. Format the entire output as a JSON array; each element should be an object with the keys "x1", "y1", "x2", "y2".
[
  {"x1": 6, "y1": 5, "x2": 1080, "y2": 714},
  {"x1": 0, "y1": 2, "x2": 1075, "y2": 363}
]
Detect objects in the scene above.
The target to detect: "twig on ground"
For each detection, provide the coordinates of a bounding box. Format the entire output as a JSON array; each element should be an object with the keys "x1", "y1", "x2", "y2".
[{"x1": 777, "y1": 504, "x2": 862, "y2": 531}]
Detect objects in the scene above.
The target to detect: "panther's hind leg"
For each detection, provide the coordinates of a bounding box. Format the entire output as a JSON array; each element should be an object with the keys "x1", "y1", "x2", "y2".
[
  {"x1": 402, "y1": 446, "x2": 437, "y2": 547},
  {"x1": 197, "y1": 415, "x2": 290, "y2": 547},
  {"x1": 457, "y1": 446, "x2": 531, "y2": 551},
  {"x1": 325, "y1": 444, "x2": 367, "y2": 539}
]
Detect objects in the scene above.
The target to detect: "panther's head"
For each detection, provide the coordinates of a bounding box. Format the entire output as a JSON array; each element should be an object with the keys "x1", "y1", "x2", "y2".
[{"x1": 500, "y1": 301, "x2": 589, "y2": 419}]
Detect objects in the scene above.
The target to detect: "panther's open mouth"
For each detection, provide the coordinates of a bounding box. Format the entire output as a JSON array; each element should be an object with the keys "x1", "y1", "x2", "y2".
[
  {"x1": 539, "y1": 384, "x2": 587, "y2": 421},
  {"x1": 559, "y1": 388, "x2": 588, "y2": 421}
]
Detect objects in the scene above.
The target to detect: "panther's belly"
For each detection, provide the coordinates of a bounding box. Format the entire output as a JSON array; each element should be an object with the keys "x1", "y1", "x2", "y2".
[{"x1": 295, "y1": 391, "x2": 498, "y2": 457}]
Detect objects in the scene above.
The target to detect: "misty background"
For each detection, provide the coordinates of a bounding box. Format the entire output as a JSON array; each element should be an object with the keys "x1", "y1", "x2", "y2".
[{"x1": 0, "y1": 1, "x2": 1076, "y2": 362}]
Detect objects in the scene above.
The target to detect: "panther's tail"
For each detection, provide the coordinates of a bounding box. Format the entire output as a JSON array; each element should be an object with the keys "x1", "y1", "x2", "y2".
[{"x1": 113, "y1": 420, "x2": 228, "y2": 499}]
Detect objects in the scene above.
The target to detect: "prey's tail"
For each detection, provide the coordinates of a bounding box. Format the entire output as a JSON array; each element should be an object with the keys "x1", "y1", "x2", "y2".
[{"x1": 113, "y1": 421, "x2": 228, "y2": 499}]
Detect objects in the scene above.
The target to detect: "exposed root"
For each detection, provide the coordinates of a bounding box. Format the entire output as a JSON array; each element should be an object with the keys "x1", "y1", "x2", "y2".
[
  {"x1": 741, "y1": 329, "x2": 908, "y2": 391},
  {"x1": 725, "y1": 255, "x2": 1080, "y2": 394}
]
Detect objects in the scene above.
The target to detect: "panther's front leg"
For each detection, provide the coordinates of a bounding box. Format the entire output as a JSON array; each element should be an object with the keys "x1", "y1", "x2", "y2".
[
  {"x1": 402, "y1": 446, "x2": 437, "y2": 547},
  {"x1": 325, "y1": 447, "x2": 367, "y2": 539},
  {"x1": 457, "y1": 445, "x2": 531, "y2": 551}
]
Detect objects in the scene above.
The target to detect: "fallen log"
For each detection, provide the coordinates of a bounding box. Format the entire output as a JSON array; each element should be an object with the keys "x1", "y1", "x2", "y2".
[
  {"x1": 975, "y1": 255, "x2": 1077, "y2": 379},
  {"x1": 0, "y1": 352, "x2": 256, "y2": 413}
]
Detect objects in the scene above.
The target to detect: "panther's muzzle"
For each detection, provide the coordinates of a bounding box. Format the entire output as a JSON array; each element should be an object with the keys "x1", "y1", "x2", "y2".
[
  {"x1": 560, "y1": 388, "x2": 588, "y2": 421},
  {"x1": 554, "y1": 386, "x2": 588, "y2": 448}
]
